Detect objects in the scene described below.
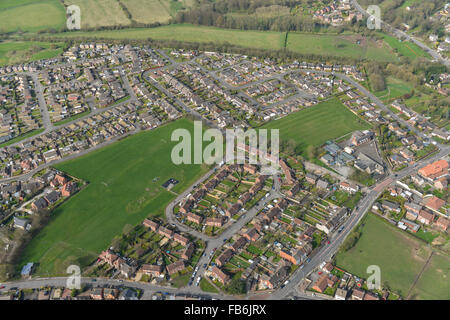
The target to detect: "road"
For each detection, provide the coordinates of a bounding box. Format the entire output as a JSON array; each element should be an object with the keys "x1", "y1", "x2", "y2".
[
  {"x1": 350, "y1": 0, "x2": 449, "y2": 67},
  {"x1": 1, "y1": 49, "x2": 448, "y2": 300},
  {"x1": 270, "y1": 145, "x2": 449, "y2": 299}
]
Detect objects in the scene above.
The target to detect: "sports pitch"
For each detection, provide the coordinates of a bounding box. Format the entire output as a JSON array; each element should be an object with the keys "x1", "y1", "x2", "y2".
[
  {"x1": 19, "y1": 119, "x2": 210, "y2": 276},
  {"x1": 260, "y1": 97, "x2": 370, "y2": 154}
]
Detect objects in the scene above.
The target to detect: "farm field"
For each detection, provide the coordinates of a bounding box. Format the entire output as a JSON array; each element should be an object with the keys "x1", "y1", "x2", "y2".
[
  {"x1": 19, "y1": 119, "x2": 210, "y2": 276},
  {"x1": 63, "y1": 0, "x2": 193, "y2": 28},
  {"x1": 260, "y1": 97, "x2": 370, "y2": 155},
  {"x1": 48, "y1": 24, "x2": 401, "y2": 62},
  {"x1": 286, "y1": 32, "x2": 398, "y2": 62},
  {"x1": 0, "y1": 41, "x2": 65, "y2": 66},
  {"x1": 64, "y1": 0, "x2": 131, "y2": 29},
  {"x1": 124, "y1": 0, "x2": 193, "y2": 24},
  {"x1": 0, "y1": 0, "x2": 66, "y2": 33},
  {"x1": 335, "y1": 213, "x2": 449, "y2": 299}
]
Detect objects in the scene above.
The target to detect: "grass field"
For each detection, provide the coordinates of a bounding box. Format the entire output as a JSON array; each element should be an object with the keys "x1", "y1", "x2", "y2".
[
  {"x1": 63, "y1": 0, "x2": 193, "y2": 28},
  {"x1": 0, "y1": 0, "x2": 65, "y2": 33},
  {"x1": 51, "y1": 24, "x2": 286, "y2": 51},
  {"x1": 286, "y1": 32, "x2": 398, "y2": 62},
  {"x1": 19, "y1": 119, "x2": 210, "y2": 276},
  {"x1": 64, "y1": 0, "x2": 131, "y2": 29},
  {"x1": 124, "y1": 0, "x2": 193, "y2": 24},
  {"x1": 409, "y1": 253, "x2": 450, "y2": 300},
  {"x1": 335, "y1": 213, "x2": 449, "y2": 299},
  {"x1": 260, "y1": 97, "x2": 370, "y2": 154},
  {"x1": 49, "y1": 24, "x2": 401, "y2": 62},
  {"x1": 375, "y1": 76, "x2": 414, "y2": 103},
  {"x1": 0, "y1": 41, "x2": 64, "y2": 66},
  {"x1": 382, "y1": 34, "x2": 430, "y2": 60}
]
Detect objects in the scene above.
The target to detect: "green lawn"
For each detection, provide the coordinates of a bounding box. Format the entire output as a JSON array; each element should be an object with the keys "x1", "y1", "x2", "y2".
[
  {"x1": 19, "y1": 119, "x2": 210, "y2": 276},
  {"x1": 260, "y1": 97, "x2": 370, "y2": 155},
  {"x1": 0, "y1": 41, "x2": 64, "y2": 66},
  {"x1": 51, "y1": 24, "x2": 286, "y2": 51},
  {"x1": 374, "y1": 76, "x2": 414, "y2": 103},
  {"x1": 382, "y1": 34, "x2": 430, "y2": 60},
  {"x1": 335, "y1": 213, "x2": 446, "y2": 298},
  {"x1": 0, "y1": 0, "x2": 66, "y2": 33},
  {"x1": 286, "y1": 32, "x2": 397, "y2": 62},
  {"x1": 200, "y1": 278, "x2": 220, "y2": 293},
  {"x1": 409, "y1": 253, "x2": 450, "y2": 300}
]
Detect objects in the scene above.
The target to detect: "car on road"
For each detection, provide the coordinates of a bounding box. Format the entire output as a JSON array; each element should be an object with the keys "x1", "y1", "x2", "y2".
[
  {"x1": 327, "y1": 240, "x2": 331, "y2": 244},
  {"x1": 203, "y1": 264, "x2": 207, "y2": 268},
  {"x1": 0, "y1": 285, "x2": 5, "y2": 289},
  {"x1": 223, "y1": 238, "x2": 227, "y2": 242}
]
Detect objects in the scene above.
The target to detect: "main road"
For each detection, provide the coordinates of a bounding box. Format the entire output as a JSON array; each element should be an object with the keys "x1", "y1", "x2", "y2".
[{"x1": 271, "y1": 145, "x2": 449, "y2": 299}]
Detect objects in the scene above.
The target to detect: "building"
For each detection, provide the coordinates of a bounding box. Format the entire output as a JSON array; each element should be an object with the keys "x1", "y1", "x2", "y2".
[
  {"x1": 21, "y1": 262, "x2": 34, "y2": 278},
  {"x1": 211, "y1": 266, "x2": 230, "y2": 285},
  {"x1": 423, "y1": 196, "x2": 446, "y2": 213},
  {"x1": 186, "y1": 212, "x2": 202, "y2": 224},
  {"x1": 335, "y1": 288, "x2": 348, "y2": 300},
  {"x1": 339, "y1": 181, "x2": 359, "y2": 194},
  {"x1": 351, "y1": 288, "x2": 365, "y2": 300},
  {"x1": 311, "y1": 274, "x2": 328, "y2": 293},
  {"x1": 435, "y1": 216, "x2": 449, "y2": 231},
  {"x1": 143, "y1": 218, "x2": 159, "y2": 231},
  {"x1": 216, "y1": 249, "x2": 233, "y2": 267},
  {"x1": 140, "y1": 264, "x2": 163, "y2": 277},
  {"x1": 418, "y1": 210, "x2": 434, "y2": 225},
  {"x1": 418, "y1": 160, "x2": 448, "y2": 181},
  {"x1": 173, "y1": 233, "x2": 189, "y2": 246},
  {"x1": 166, "y1": 260, "x2": 185, "y2": 275}
]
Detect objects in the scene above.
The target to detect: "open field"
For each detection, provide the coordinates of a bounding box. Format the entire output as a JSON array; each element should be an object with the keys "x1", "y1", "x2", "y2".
[
  {"x1": 260, "y1": 97, "x2": 370, "y2": 154},
  {"x1": 409, "y1": 253, "x2": 450, "y2": 300},
  {"x1": 375, "y1": 76, "x2": 414, "y2": 103},
  {"x1": 63, "y1": 0, "x2": 193, "y2": 28},
  {"x1": 48, "y1": 24, "x2": 401, "y2": 62},
  {"x1": 286, "y1": 33, "x2": 398, "y2": 62},
  {"x1": 19, "y1": 119, "x2": 210, "y2": 276},
  {"x1": 124, "y1": 0, "x2": 193, "y2": 24},
  {"x1": 50, "y1": 24, "x2": 286, "y2": 51},
  {"x1": 64, "y1": 0, "x2": 131, "y2": 29},
  {"x1": 0, "y1": 41, "x2": 65, "y2": 66},
  {"x1": 382, "y1": 34, "x2": 431, "y2": 60},
  {"x1": 0, "y1": 0, "x2": 65, "y2": 33},
  {"x1": 335, "y1": 213, "x2": 449, "y2": 299}
]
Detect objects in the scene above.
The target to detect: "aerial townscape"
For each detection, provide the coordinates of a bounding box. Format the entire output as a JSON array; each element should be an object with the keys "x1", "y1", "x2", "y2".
[{"x1": 0, "y1": 0, "x2": 448, "y2": 306}]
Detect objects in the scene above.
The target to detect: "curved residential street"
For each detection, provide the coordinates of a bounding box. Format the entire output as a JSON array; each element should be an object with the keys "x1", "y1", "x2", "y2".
[{"x1": 0, "y1": 45, "x2": 448, "y2": 300}]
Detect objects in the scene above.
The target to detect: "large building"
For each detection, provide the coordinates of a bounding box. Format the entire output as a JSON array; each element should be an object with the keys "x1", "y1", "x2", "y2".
[{"x1": 418, "y1": 160, "x2": 448, "y2": 181}]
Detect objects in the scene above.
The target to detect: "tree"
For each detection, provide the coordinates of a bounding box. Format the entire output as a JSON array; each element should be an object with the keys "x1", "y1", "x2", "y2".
[{"x1": 306, "y1": 145, "x2": 318, "y2": 160}]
